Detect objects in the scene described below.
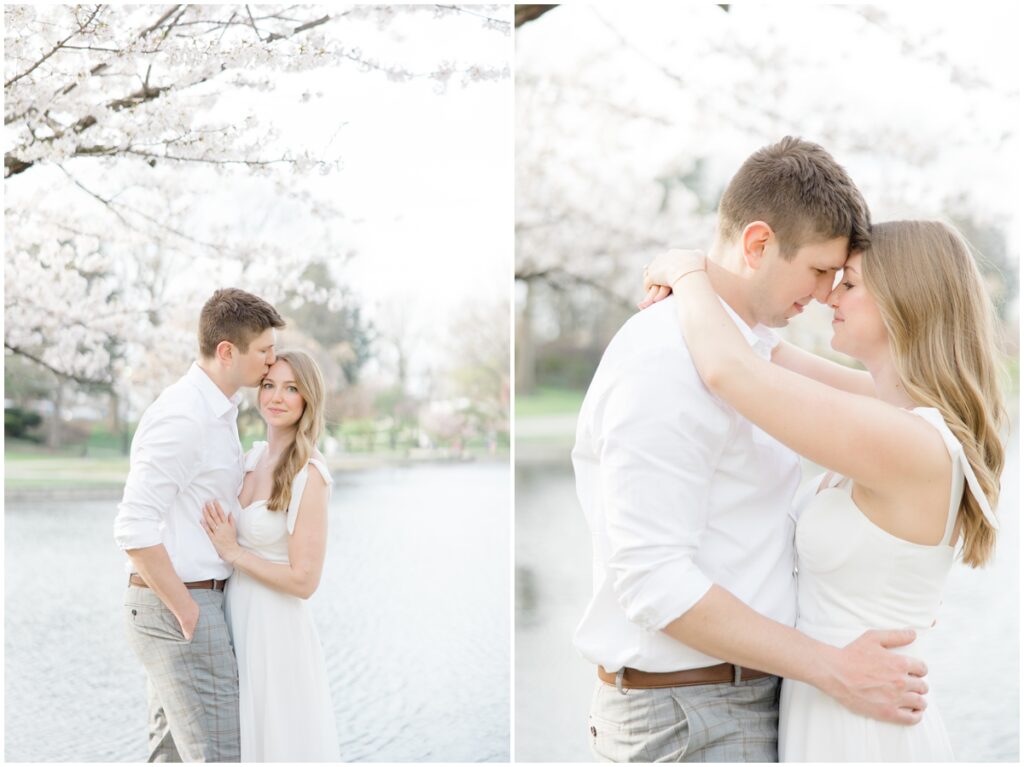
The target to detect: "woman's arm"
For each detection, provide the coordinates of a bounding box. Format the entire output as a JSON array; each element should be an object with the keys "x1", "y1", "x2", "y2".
[
  {"x1": 202, "y1": 471, "x2": 329, "y2": 599},
  {"x1": 644, "y1": 249, "x2": 946, "y2": 493},
  {"x1": 772, "y1": 340, "x2": 876, "y2": 397}
]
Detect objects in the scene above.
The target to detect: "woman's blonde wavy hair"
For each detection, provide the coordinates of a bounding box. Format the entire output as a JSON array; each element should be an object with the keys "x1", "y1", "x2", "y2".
[
  {"x1": 262, "y1": 349, "x2": 326, "y2": 513},
  {"x1": 862, "y1": 221, "x2": 1006, "y2": 567}
]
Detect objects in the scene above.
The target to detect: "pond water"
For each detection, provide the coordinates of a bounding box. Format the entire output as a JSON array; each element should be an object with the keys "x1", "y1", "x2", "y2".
[
  {"x1": 5, "y1": 462, "x2": 510, "y2": 762},
  {"x1": 515, "y1": 430, "x2": 1020, "y2": 762}
]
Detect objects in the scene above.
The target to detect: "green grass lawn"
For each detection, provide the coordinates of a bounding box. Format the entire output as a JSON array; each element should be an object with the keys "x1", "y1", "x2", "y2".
[
  {"x1": 5, "y1": 454, "x2": 130, "y2": 488},
  {"x1": 515, "y1": 387, "x2": 585, "y2": 418}
]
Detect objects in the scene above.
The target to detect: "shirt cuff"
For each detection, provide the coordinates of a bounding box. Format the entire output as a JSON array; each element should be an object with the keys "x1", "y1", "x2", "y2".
[
  {"x1": 610, "y1": 557, "x2": 715, "y2": 632},
  {"x1": 113, "y1": 517, "x2": 163, "y2": 551}
]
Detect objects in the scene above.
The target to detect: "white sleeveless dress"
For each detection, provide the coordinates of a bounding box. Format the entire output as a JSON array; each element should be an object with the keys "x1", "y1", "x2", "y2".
[
  {"x1": 779, "y1": 408, "x2": 994, "y2": 762},
  {"x1": 224, "y1": 441, "x2": 341, "y2": 762}
]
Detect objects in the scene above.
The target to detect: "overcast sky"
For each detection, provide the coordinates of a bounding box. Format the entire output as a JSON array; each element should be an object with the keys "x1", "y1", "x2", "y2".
[{"x1": 215, "y1": 8, "x2": 513, "y2": 328}]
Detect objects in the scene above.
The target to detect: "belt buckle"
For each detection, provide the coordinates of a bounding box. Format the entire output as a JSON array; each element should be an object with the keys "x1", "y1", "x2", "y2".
[
  {"x1": 732, "y1": 664, "x2": 742, "y2": 685},
  {"x1": 615, "y1": 667, "x2": 626, "y2": 695}
]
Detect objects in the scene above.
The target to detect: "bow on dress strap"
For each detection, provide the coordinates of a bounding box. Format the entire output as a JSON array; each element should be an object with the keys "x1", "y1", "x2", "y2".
[
  {"x1": 918, "y1": 409, "x2": 999, "y2": 531},
  {"x1": 955, "y1": 444, "x2": 999, "y2": 530}
]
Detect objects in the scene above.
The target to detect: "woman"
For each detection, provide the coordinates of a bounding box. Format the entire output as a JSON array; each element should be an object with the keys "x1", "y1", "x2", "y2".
[
  {"x1": 201, "y1": 349, "x2": 341, "y2": 762},
  {"x1": 640, "y1": 220, "x2": 1005, "y2": 761}
]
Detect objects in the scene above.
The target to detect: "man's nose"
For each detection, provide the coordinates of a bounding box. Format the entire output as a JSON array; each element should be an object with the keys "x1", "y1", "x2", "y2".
[
  {"x1": 812, "y1": 277, "x2": 834, "y2": 304},
  {"x1": 267, "y1": 351, "x2": 276, "y2": 364}
]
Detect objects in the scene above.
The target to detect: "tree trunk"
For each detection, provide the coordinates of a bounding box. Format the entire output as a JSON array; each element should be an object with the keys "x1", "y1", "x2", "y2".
[
  {"x1": 46, "y1": 378, "x2": 65, "y2": 449},
  {"x1": 516, "y1": 281, "x2": 537, "y2": 395}
]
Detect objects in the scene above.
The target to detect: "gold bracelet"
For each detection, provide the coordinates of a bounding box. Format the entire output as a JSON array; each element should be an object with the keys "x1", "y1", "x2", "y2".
[{"x1": 668, "y1": 256, "x2": 707, "y2": 288}]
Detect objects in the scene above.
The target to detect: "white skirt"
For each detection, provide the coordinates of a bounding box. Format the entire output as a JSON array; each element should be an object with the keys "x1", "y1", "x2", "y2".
[
  {"x1": 225, "y1": 569, "x2": 341, "y2": 762},
  {"x1": 779, "y1": 623, "x2": 953, "y2": 762}
]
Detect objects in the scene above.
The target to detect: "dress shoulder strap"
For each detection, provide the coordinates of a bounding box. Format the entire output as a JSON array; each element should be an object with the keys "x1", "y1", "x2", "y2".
[
  {"x1": 244, "y1": 441, "x2": 268, "y2": 472},
  {"x1": 306, "y1": 457, "x2": 333, "y2": 486},
  {"x1": 285, "y1": 457, "x2": 333, "y2": 535},
  {"x1": 909, "y1": 408, "x2": 998, "y2": 544}
]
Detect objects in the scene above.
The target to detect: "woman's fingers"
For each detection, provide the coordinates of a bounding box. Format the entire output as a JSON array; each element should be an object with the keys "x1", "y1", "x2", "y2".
[
  {"x1": 639, "y1": 284, "x2": 674, "y2": 310},
  {"x1": 205, "y1": 499, "x2": 228, "y2": 525},
  {"x1": 638, "y1": 284, "x2": 661, "y2": 309}
]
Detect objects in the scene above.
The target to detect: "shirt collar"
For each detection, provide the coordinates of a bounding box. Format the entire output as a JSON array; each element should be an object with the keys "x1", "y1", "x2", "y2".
[
  {"x1": 186, "y1": 362, "x2": 242, "y2": 419},
  {"x1": 717, "y1": 297, "x2": 780, "y2": 361}
]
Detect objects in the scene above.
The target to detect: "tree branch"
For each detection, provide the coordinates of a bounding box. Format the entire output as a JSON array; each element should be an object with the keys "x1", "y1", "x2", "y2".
[
  {"x1": 245, "y1": 5, "x2": 264, "y2": 41},
  {"x1": 56, "y1": 163, "x2": 231, "y2": 249},
  {"x1": 4, "y1": 343, "x2": 113, "y2": 387},
  {"x1": 515, "y1": 266, "x2": 634, "y2": 309},
  {"x1": 437, "y1": 5, "x2": 510, "y2": 30},
  {"x1": 270, "y1": 13, "x2": 331, "y2": 40},
  {"x1": 140, "y1": 5, "x2": 184, "y2": 38},
  {"x1": 4, "y1": 5, "x2": 102, "y2": 88},
  {"x1": 515, "y1": 5, "x2": 557, "y2": 28},
  {"x1": 122, "y1": 148, "x2": 295, "y2": 167},
  {"x1": 5, "y1": 8, "x2": 340, "y2": 177}
]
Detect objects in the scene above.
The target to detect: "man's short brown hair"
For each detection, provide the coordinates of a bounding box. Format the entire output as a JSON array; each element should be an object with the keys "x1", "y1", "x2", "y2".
[
  {"x1": 198, "y1": 288, "x2": 285, "y2": 358},
  {"x1": 718, "y1": 136, "x2": 871, "y2": 259}
]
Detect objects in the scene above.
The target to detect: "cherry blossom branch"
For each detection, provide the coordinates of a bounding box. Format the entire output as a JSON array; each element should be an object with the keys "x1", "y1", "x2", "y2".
[
  {"x1": 4, "y1": 342, "x2": 114, "y2": 387},
  {"x1": 56, "y1": 163, "x2": 228, "y2": 250},
  {"x1": 141, "y1": 5, "x2": 185, "y2": 38},
  {"x1": 515, "y1": 266, "x2": 634, "y2": 309},
  {"x1": 437, "y1": 5, "x2": 510, "y2": 31},
  {"x1": 4, "y1": 5, "x2": 103, "y2": 88}
]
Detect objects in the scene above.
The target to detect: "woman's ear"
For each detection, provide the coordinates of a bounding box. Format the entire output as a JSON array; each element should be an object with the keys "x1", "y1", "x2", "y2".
[{"x1": 741, "y1": 221, "x2": 773, "y2": 270}]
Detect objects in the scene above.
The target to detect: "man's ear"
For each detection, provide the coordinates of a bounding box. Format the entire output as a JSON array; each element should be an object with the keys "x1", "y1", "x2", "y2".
[
  {"x1": 215, "y1": 340, "x2": 234, "y2": 366},
  {"x1": 741, "y1": 221, "x2": 774, "y2": 270}
]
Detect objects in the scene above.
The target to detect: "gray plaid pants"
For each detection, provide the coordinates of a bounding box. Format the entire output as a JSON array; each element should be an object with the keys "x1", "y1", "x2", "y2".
[
  {"x1": 124, "y1": 586, "x2": 240, "y2": 762},
  {"x1": 588, "y1": 675, "x2": 781, "y2": 762}
]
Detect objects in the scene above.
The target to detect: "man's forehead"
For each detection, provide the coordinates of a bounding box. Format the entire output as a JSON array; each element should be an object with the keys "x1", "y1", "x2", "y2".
[
  {"x1": 254, "y1": 327, "x2": 277, "y2": 345},
  {"x1": 799, "y1": 237, "x2": 849, "y2": 267}
]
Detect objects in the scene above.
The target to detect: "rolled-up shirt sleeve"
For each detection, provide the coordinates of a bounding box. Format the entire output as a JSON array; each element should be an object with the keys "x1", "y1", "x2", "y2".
[
  {"x1": 596, "y1": 355, "x2": 732, "y2": 631},
  {"x1": 113, "y1": 411, "x2": 204, "y2": 551}
]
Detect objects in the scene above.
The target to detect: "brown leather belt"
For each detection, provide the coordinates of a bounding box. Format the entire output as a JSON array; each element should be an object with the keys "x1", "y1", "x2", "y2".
[
  {"x1": 129, "y1": 574, "x2": 226, "y2": 591},
  {"x1": 599, "y1": 663, "x2": 772, "y2": 689}
]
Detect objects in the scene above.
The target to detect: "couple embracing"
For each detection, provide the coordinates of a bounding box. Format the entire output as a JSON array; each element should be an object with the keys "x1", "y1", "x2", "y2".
[
  {"x1": 113, "y1": 289, "x2": 340, "y2": 761},
  {"x1": 574, "y1": 137, "x2": 1005, "y2": 761}
]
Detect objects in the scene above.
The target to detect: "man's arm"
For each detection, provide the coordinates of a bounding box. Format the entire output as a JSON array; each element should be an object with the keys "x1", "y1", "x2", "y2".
[
  {"x1": 598, "y1": 340, "x2": 927, "y2": 724},
  {"x1": 126, "y1": 545, "x2": 201, "y2": 640},
  {"x1": 114, "y1": 409, "x2": 204, "y2": 639},
  {"x1": 663, "y1": 586, "x2": 927, "y2": 724}
]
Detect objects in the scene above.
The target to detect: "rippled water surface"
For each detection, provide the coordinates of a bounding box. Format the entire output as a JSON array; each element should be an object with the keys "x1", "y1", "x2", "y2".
[
  {"x1": 516, "y1": 429, "x2": 1020, "y2": 762},
  {"x1": 6, "y1": 462, "x2": 510, "y2": 762}
]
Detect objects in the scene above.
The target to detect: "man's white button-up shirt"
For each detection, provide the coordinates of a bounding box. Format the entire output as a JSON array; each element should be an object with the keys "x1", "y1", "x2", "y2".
[
  {"x1": 572, "y1": 296, "x2": 801, "y2": 672},
  {"x1": 113, "y1": 362, "x2": 245, "y2": 582}
]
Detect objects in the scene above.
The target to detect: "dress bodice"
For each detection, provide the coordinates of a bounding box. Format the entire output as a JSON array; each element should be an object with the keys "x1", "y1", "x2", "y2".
[
  {"x1": 793, "y1": 408, "x2": 989, "y2": 638},
  {"x1": 235, "y1": 441, "x2": 333, "y2": 564}
]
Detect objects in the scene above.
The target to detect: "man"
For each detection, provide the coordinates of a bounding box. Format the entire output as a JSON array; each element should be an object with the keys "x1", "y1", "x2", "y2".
[
  {"x1": 573, "y1": 137, "x2": 927, "y2": 762},
  {"x1": 114, "y1": 288, "x2": 285, "y2": 762}
]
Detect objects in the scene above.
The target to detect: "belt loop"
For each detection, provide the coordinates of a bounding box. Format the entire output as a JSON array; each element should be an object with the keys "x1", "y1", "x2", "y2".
[
  {"x1": 615, "y1": 668, "x2": 626, "y2": 695},
  {"x1": 732, "y1": 664, "x2": 742, "y2": 685}
]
